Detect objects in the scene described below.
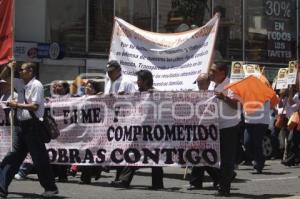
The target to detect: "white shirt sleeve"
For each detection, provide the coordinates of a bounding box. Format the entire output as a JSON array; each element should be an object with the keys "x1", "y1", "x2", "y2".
[
  {"x1": 293, "y1": 93, "x2": 300, "y2": 106},
  {"x1": 30, "y1": 83, "x2": 44, "y2": 105},
  {"x1": 119, "y1": 80, "x2": 136, "y2": 94},
  {"x1": 125, "y1": 82, "x2": 137, "y2": 94}
]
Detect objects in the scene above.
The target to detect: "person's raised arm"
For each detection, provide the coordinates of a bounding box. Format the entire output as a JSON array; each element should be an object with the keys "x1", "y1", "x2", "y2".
[{"x1": 0, "y1": 61, "x2": 16, "y2": 81}]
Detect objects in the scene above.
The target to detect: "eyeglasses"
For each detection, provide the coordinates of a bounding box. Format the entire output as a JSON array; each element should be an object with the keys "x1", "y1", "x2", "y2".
[{"x1": 19, "y1": 68, "x2": 29, "y2": 72}]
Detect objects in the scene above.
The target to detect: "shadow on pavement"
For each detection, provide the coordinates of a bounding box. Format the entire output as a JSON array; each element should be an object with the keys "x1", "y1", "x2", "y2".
[
  {"x1": 9, "y1": 192, "x2": 67, "y2": 198},
  {"x1": 220, "y1": 193, "x2": 293, "y2": 199},
  {"x1": 250, "y1": 171, "x2": 290, "y2": 175},
  {"x1": 232, "y1": 178, "x2": 250, "y2": 183},
  {"x1": 135, "y1": 171, "x2": 185, "y2": 180}
]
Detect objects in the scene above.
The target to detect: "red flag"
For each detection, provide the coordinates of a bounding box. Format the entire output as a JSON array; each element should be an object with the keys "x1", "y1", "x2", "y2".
[
  {"x1": 0, "y1": 0, "x2": 13, "y2": 65},
  {"x1": 225, "y1": 75, "x2": 279, "y2": 113}
]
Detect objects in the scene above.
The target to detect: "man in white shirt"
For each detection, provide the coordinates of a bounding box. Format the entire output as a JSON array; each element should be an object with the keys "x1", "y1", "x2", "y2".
[
  {"x1": 104, "y1": 60, "x2": 136, "y2": 95},
  {"x1": 0, "y1": 62, "x2": 58, "y2": 198},
  {"x1": 209, "y1": 62, "x2": 241, "y2": 196},
  {"x1": 103, "y1": 60, "x2": 136, "y2": 185}
]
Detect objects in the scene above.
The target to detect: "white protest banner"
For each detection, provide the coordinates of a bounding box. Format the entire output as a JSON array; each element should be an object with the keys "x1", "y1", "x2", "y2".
[
  {"x1": 276, "y1": 68, "x2": 289, "y2": 89},
  {"x1": 230, "y1": 61, "x2": 244, "y2": 83},
  {"x1": 0, "y1": 92, "x2": 220, "y2": 167},
  {"x1": 287, "y1": 60, "x2": 298, "y2": 85},
  {"x1": 109, "y1": 14, "x2": 220, "y2": 91}
]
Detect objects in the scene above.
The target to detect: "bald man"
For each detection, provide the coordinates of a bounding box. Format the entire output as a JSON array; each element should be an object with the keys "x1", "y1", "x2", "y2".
[
  {"x1": 188, "y1": 73, "x2": 221, "y2": 190},
  {"x1": 195, "y1": 73, "x2": 210, "y2": 90}
]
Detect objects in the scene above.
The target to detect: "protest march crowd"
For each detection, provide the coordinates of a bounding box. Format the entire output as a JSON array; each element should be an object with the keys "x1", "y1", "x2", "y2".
[
  {"x1": 0, "y1": 59, "x2": 299, "y2": 198},
  {"x1": 0, "y1": 13, "x2": 300, "y2": 198}
]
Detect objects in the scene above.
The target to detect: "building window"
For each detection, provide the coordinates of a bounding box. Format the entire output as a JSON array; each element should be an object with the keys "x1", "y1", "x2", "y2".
[
  {"x1": 88, "y1": 0, "x2": 114, "y2": 54},
  {"x1": 115, "y1": 0, "x2": 157, "y2": 31},
  {"x1": 46, "y1": 0, "x2": 86, "y2": 56},
  {"x1": 213, "y1": 0, "x2": 243, "y2": 61},
  {"x1": 245, "y1": 0, "x2": 297, "y2": 63},
  {"x1": 158, "y1": 0, "x2": 212, "y2": 33},
  {"x1": 39, "y1": 65, "x2": 85, "y2": 85}
]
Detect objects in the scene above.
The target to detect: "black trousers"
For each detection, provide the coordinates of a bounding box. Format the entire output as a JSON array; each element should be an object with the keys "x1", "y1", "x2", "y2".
[
  {"x1": 80, "y1": 166, "x2": 102, "y2": 183},
  {"x1": 189, "y1": 166, "x2": 220, "y2": 187},
  {"x1": 219, "y1": 124, "x2": 240, "y2": 191},
  {"x1": 119, "y1": 166, "x2": 164, "y2": 187},
  {"x1": 0, "y1": 119, "x2": 57, "y2": 193},
  {"x1": 283, "y1": 129, "x2": 300, "y2": 165}
]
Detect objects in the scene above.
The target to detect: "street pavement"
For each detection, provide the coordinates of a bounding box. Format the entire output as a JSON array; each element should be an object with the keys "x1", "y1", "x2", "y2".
[{"x1": 5, "y1": 160, "x2": 300, "y2": 199}]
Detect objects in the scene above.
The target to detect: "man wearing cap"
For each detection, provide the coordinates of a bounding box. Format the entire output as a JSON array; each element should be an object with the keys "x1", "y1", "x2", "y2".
[{"x1": 104, "y1": 60, "x2": 136, "y2": 95}]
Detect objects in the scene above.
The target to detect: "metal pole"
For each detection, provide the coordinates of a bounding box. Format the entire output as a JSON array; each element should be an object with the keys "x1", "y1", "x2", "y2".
[
  {"x1": 10, "y1": 0, "x2": 16, "y2": 152},
  {"x1": 156, "y1": 0, "x2": 159, "y2": 32},
  {"x1": 297, "y1": 0, "x2": 299, "y2": 60},
  {"x1": 85, "y1": 0, "x2": 89, "y2": 54},
  {"x1": 242, "y1": 0, "x2": 246, "y2": 61},
  {"x1": 211, "y1": 0, "x2": 214, "y2": 17},
  {"x1": 113, "y1": 0, "x2": 116, "y2": 17}
]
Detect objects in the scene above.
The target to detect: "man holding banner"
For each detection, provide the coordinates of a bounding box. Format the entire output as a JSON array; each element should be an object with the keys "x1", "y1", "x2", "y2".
[
  {"x1": 188, "y1": 73, "x2": 220, "y2": 190},
  {"x1": 0, "y1": 62, "x2": 58, "y2": 198},
  {"x1": 104, "y1": 60, "x2": 136, "y2": 184},
  {"x1": 209, "y1": 62, "x2": 241, "y2": 196},
  {"x1": 104, "y1": 60, "x2": 136, "y2": 95}
]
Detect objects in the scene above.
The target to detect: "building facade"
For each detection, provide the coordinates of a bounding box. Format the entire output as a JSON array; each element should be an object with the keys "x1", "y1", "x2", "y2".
[{"x1": 14, "y1": 0, "x2": 299, "y2": 83}]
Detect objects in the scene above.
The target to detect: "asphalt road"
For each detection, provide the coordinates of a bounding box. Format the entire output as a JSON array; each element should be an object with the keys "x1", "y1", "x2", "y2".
[{"x1": 5, "y1": 160, "x2": 300, "y2": 199}]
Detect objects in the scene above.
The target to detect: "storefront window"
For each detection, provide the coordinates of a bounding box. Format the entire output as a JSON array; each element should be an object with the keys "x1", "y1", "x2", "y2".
[
  {"x1": 39, "y1": 65, "x2": 85, "y2": 85},
  {"x1": 46, "y1": 0, "x2": 86, "y2": 56},
  {"x1": 88, "y1": 0, "x2": 114, "y2": 54},
  {"x1": 158, "y1": 0, "x2": 211, "y2": 33},
  {"x1": 115, "y1": 0, "x2": 157, "y2": 31},
  {"x1": 213, "y1": 0, "x2": 243, "y2": 61},
  {"x1": 245, "y1": 0, "x2": 297, "y2": 63}
]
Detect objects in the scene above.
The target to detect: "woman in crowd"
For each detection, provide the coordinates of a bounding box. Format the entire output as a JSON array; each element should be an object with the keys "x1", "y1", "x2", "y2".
[
  {"x1": 281, "y1": 86, "x2": 300, "y2": 166},
  {"x1": 51, "y1": 81, "x2": 71, "y2": 98},
  {"x1": 50, "y1": 81, "x2": 71, "y2": 182},
  {"x1": 78, "y1": 80, "x2": 103, "y2": 184}
]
